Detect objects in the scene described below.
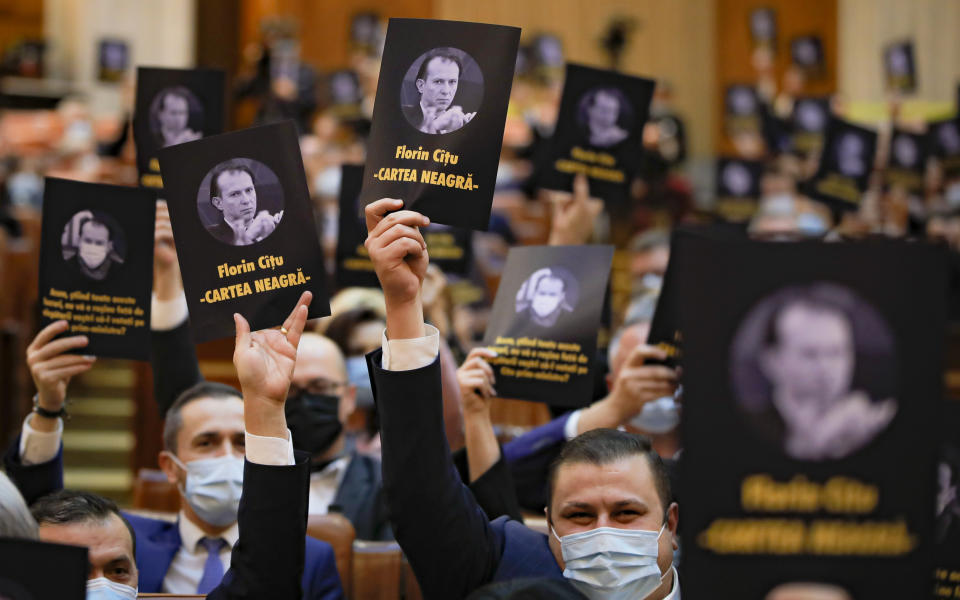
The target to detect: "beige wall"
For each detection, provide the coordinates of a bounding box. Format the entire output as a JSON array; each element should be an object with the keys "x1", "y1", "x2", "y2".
[
  {"x1": 839, "y1": 0, "x2": 960, "y2": 104},
  {"x1": 435, "y1": 0, "x2": 717, "y2": 157}
]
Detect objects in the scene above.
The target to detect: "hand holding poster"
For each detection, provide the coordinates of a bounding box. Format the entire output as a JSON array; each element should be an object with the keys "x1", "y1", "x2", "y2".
[
  {"x1": 38, "y1": 178, "x2": 155, "y2": 360},
  {"x1": 539, "y1": 64, "x2": 655, "y2": 204},
  {"x1": 886, "y1": 128, "x2": 927, "y2": 197},
  {"x1": 482, "y1": 245, "x2": 613, "y2": 407},
  {"x1": 157, "y1": 121, "x2": 330, "y2": 342},
  {"x1": 133, "y1": 67, "x2": 226, "y2": 189},
  {"x1": 359, "y1": 18, "x2": 521, "y2": 230},
  {"x1": 803, "y1": 116, "x2": 878, "y2": 211},
  {"x1": 676, "y1": 234, "x2": 947, "y2": 598},
  {"x1": 335, "y1": 164, "x2": 379, "y2": 288}
]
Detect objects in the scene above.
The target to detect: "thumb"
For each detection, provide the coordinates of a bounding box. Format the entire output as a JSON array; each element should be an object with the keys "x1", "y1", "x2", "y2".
[
  {"x1": 573, "y1": 173, "x2": 590, "y2": 202},
  {"x1": 234, "y1": 312, "x2": 251, "y2": 352}
]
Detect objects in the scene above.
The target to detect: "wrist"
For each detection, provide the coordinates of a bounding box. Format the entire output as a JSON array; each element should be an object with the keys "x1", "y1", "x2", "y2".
[
  {"x1": 385, "y1": 296, "x2": 425, "y2": 340},
  {"x1": 154, "y1": 272, "x2": 183, "y2": 302},
  {"x1": 36, "y1": 391, "x2": 64, "y2": 413},
  {"x1": 243, "y1": 395, "x2": 288, "y2": 439}
]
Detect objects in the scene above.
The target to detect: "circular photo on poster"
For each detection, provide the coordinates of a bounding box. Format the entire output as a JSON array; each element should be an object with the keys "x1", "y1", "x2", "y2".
[
  {"x1": 891, "y1": 133, "x2": 919, "y2": 169},
  {"x1": 401, "y1": 47, "x2": 484, "y2": 135},
  {"x1": 149, "y1": 86, "x2": 204, "y2": 148},
  {"x1": 721, "y1": 162, "x2": 753, "y2": 196},
  {"x1": 196, "y1": 158, "x2": 285, "y2": 247},
  {"x1": 729, "y1": 282, "x2": 897, "y2": 461},
  {"x1": 795, "y1": 100, "x2": 827, "y2": 133},
  {"x1": 835, "y1": 132, "x2": 868, "y2": 177},
  {"x1": 60, "y1": 209, "x2": 127, "y2": 282},
  {"x1": 937, "y1": 120, "x2": 960, "y2": 156},
  {"x1": 514, "y1": 266, "x2": 580, "y2": 328},
  {"x1": 577, "y1": 87, "x2": 634, "y2": 148},
  {"x1": 886, "y1": 45, "x2": 910, "y2": 76},
  {"x1": 727, "y1": 86, "x2": 758, "y2": 116},
  {"x1": 937, "y1": 442, "x2": 960, "y2": 546}
]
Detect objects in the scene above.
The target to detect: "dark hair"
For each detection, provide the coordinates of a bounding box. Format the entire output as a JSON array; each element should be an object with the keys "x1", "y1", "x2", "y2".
[
  {"x1": 416, "y1": 50, "x2": 463, "y2": 84},
  {"x1": 546, "y1": 429, "x2": 672, "y2": 518},
  {"x1": 163, "y1": 381, "x2": 242, "y2": 452},
  {"x1": 31, "y1": 489, "x2": 136, "y2": 555},
  {"x1": 210, "y1": 160, "x2": 256, "y2": 205},
  {"x1": 324, "y1": 308, "x2": 385, "y2": 356},
  {"x1": 763, "y1": 284, "x2": 855, "y2": 349},
  {"x1": 78, "y1": 216, "x2": 111, "y2": 241}
]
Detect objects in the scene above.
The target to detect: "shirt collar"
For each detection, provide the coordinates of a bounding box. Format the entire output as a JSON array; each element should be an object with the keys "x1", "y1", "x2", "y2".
[
  {"x1": 177, "y1": 511, "x2": 239, "y2": 553},
  {"x1": 310, "y1": 455, "x2": 350, "y2": 481},
  {"x1": 663, "y1": 565, "x2": 680, "y2": 600},
  {"x1": 223, "y1": 215, "x2": 250, "y2": 237}
]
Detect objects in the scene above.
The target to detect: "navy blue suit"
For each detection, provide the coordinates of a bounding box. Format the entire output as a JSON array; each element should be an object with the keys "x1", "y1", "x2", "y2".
[
  {"x1": 368, "y1": 351, "x2": 575, "y2": 599},
  {"x1": 3, "y1": 437, "x2": 344, "y2": 599}
]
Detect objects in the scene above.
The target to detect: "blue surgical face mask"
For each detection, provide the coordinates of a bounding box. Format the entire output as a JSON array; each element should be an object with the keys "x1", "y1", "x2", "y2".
[
  {"x1": 168, "y1": 454, "x2": 244, "y2": 527},
  {"x1": 86, "y1": 577, "x2": 137, "y2": 600},
  {"x1": 552, "y1": 524, "x2": 667, "y2": 600},
  {"x1": 630, "y1": 396, "x2": 680, "y2": 434},
  {"x1": 314, "y1": 166, "x2": 342, "y2": 198},
  {"x1": 796, "y1": 212, "x2": 828, "y2": 236},
  {"x1": 345, "y1": 355, "x2": 374, "y2": 409},
  {"x1": 7, "y1": 171, "x2": 43, "y2": 207}
]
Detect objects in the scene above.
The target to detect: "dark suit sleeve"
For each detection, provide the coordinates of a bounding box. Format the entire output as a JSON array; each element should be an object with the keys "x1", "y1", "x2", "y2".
[
  {"x1": 2, "y1": 435, "x2": 63, "y2": 504},
  {"x1": 368, "y1": 350, "x2": 503, "y2": 599},
  {"x1": 150, "y1": 319, "x2": 203, "y2": 417},
  {"x1": 209, "y1": 450, "x2": 311, "y2": 600}
]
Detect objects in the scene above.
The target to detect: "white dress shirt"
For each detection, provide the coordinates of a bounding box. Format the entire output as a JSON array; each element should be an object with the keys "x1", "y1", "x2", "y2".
[
  {"x1": 162, "y1": 515, "x2": 239, "y2": 594},
  {"x1": 307, "y1": 455, "x2": 350, "y2": 515}
]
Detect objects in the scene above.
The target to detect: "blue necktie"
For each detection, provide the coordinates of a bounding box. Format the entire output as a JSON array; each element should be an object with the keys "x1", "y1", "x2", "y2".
[{"x1": 197, "y1": 537, "x2": 228, "y2": 594}]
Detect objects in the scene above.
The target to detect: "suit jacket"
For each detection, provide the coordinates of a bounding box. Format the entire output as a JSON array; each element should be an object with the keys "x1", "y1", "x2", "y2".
[
  {"x1": 152, "y1": 321, "x2": 392, "y2": 541},
  {"x1": 4, "y1": 438, "x2": 343, "y2": 599},
  {"x1": 402, "y1": 104, "x2": 426, "y2": 130},
  {"x1": 206, "y1": 221, "x2": 238, "y2": 246},
  {"x1": 501, "y1": 414, "x2": 570, "y2": 512},
  {"x1": 367, "y1": 351, "x2": 564, "y2": 599}
]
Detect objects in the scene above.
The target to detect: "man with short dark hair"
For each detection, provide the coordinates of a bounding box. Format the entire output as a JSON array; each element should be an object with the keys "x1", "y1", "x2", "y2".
[
  {"x1": 205, "y1": 160, "x2": 283, "y2": 246},
  {"x1": 72, "y1": 216, "x2": 121, "y2": 281},
  {"x1": 362, "y1": 198, "x2": 680, "y2": 599},
  {"x1": 156, "y1": 88, "x2": 201, "y2": 147},
  {"x1": 585, "y1": 89, "x2": 629, "y2": 148},
  {"x1": 403, "y1": 50, "x2": 476, "y2": 134}
]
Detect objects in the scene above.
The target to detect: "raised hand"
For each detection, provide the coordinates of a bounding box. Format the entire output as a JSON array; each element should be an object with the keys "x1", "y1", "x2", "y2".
[
  {"x1": 26, "y1": 320, "x2": 96, "y2": 417},
  {"x1": 546, "y1": 173, "x2": 603, "y2": 246},
  {"x1": 154, "y1": 200, "x2": 183, "y2": 301},
  {"x1": 609, "y1": 344, "x2": 679, "y2": 415},
  {"x1": 457, "y1": 348, "x2": 498, "y2": 415}
]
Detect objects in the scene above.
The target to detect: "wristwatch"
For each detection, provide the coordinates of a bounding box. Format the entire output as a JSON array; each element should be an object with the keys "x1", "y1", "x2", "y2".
[{"x1": 32, "y1": 394, "x2": 69, "y2": 420}]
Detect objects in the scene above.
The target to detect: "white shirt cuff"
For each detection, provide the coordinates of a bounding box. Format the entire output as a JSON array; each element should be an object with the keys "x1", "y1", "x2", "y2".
[
  {"x1": 563, "y1": 409, "x2": 583, "y2": 441},
  {"x1": 380, "y1": 324, "x2": 440, "y2": 371},
  {"x1": 19, "y1": 414, "x2": 63, "y2": 465},
  {"x1": 244, "y1": 428, "x2": 295, "y2": 466},
  {"x1": 151, "y1": 292, "x2": 189, "y2": 331}
]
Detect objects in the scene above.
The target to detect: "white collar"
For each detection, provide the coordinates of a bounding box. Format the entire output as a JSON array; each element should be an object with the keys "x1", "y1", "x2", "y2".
[
  {"x1": 663, "y1": 565, "x2": 680, "y2": 600},
  {"x1": 310, "y1": 455, "x2": 351, "y2": 481},
  {"x1": 223, "y1": 214, "x2": 251, "y2": 236},
  {"x1": 177, "y1": 511, "x2": 239, "y2": 553}
]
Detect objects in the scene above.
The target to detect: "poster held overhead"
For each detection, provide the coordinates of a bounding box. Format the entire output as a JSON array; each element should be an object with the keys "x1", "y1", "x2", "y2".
[
  {"x1": 335, "y1": 163, "x2": 379, "y2": 289},
  {"x1": 359, "y1": 18, "x2": 521, "y2": 231},
  {"x1": 803, "y1": 116, "x2": 878, "y2": 212},
  {"x1": 482, "y1": 244, "x2": 613, "y2": 407},
  {"x1": 158, "y1": 120, "x2": 331, "y2": 342},
  {"x1": 38, "y1": 178, "x2": 155, "y2": 360},
  {"x1": 884, "y1": 41, "x2": 917, "y2": 94}
]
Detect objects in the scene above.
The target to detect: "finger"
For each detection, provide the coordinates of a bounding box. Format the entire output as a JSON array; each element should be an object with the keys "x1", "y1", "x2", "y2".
[
  {"x1": 43, "y1": 363, "x2": 96, "y2": 382},
  {"x1": 29, "y1": 335, "x2": 89, "y2": 364},
  {"x1": 28, "y1": 321, "x2": 70, "y2": 353},
  {"x1": 625, "y1": 344, "x2": 669, "y2": 367},
  {"x1": 380, "y1": 237, "x2": 425, "y2": 263},
  {"x1": 234, "y1": 312, "x2": 251, "y2": 352},
  {"x1": 365, "y1": 198, "x2": 405, "y2": 233},
  {"x1": 369, "y1": 210, "x2": 431, "y2": 240},
  {"x1": 369, "y1": 223, "x2": 427, "y2": 253},
  {"x1": 619, "y1": 365, "x2": 678, "y2": 382},
  {"x1": 281, "y1": 290, "x2": 313, "y2": 333},
  {"x1": 467, "y1": 347, "x2": 498, "y2": 360},
  {"x1": 36, "y1": 354, "x2": 96, "y2": 373},
  {"x1": 573, "y1": 173, "x2": 590, "y2": 202},
  {"x1": 286, "y1": 296, "x2": 312, "y2": 350}
]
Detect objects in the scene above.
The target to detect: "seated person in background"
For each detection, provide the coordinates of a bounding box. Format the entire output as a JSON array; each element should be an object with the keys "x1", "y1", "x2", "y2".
[
  {"x1": 4, "y1": 294, "x2": 344, "y2": 599},
  {"x1": 363, "y1": 198, "x2": 680, "y2": 599}
]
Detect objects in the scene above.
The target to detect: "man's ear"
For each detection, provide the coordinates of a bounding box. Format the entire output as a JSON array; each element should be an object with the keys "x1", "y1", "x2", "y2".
[
  {"x1": 758, "y1": 347, "x2": 778, "y2": 381},
  {"x1": 211, "y1": 197, "x2": 223, "y2": 211},
  {"x1": 415, "y1": 79, "x2": 425, "y2": 94},
  {"x1": 667, "y1": 502, "x2": 679, "y2": 550},
  {"x1": 157, "y1": 451, "x2": 181, "y2": 486}
]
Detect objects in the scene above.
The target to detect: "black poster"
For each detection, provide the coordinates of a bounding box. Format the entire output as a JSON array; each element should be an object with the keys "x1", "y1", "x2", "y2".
[
  {"x1": 157, "y1": 121, "x2": 331, "y2": 342},
  {"x1": 326, "y1": 69, "x2": 363, "y2": 120},
  {"x1": 38, "y1": 178, "x2": 155, "y2": 360},
  {"x1": 804, "y1": 116, "x2": 878, "y2": 211},
  {"x1": 715, "y1": 158, "x2": 764, "y2": 222},
  {"x1": 934, "y1": 400, "x2": 960, "y2": 598},
  {"x1": 749, "y1": 8, "x2": 777, "y2": 47},
  {"x1": 359, "y1": 18, "x2": 521, "y2": 231},
  {"x1": 884, "y1": 41, "x2": 917, "y2": 93},
  {"x1": 725, "y1": 84, "x2": 763, "y2": 137},
  {"x1": 133, "y1": 67, "x2": 226, "y2": 190},
  {"x1": 0, "y1": 539, "x2": 87, "y2": 600},
  {"x1": 482, "y1": 245, "x2": 613, "y2": 407},
  {"x1": 335, "y1": 164, "x2": 379, "y2": 289},
  {"x1": 540, "y1": 64, "x2": 655, "y2": 204},
  {"x1": 791, "y1": 96, "x2": 831, "y2": 155},
  {"x1": 886, "y1": 128, "x2": 928, "y2": 197},
  {"x1": 424, "y1": 223, "x2": 473, "y2": 275},
  {"x1": 97, "y1": 38, "x2": 128, "y2": 83},
  {"x1": 677, "y1": 234, "x2": 947, "y2": 599},
  {"x1": 928, "y1": 118, "x2": 960, "y2": 178},
  {"x1": 791, "y1": 35, "x2": 825, "y2": 78}
]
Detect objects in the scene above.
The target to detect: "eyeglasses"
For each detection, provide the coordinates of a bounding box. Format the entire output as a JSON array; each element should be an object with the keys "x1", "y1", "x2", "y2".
[{"x1": 288, "y1": 378, "x2": 349, "y2": 397}]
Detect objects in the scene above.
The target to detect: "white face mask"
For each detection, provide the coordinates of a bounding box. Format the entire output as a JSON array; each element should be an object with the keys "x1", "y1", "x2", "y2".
[
  {"x1": 86, "y1": 577, "x2": 137, "y2": 600},
  {"x1": 169, "y1": 454, "x2": 244, "y2": 526},
  {"x1": 630, "y1": 396, "x2": 681, "y2": 434},
  {"x1": 79, "y1": 242, "x2": 109, "y2": 269},
  {"x1": 553, "y1": 524, "x2": 667, "y2": 600}
]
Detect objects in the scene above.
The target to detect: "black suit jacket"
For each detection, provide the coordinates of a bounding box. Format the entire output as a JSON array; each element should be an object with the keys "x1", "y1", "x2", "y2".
[
  {"x1": 4, "y1": 437, "x2": 314, "y2": 600},
  {"x1": 206, "y1": 221, "x2": 238, "y2": 246},
  {"x1": 402, "y1": 104, "x2": 425, "y2": 130}
]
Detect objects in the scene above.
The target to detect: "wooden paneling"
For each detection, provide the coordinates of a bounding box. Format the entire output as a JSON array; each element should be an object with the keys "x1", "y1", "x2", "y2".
[
  {"x1": 435, "y1": 0, "x2": 717, "y2": 158},
  {"x1": 0, "y1": 0, "x2": 42, "y2": 55},
  {"x1": 714, "y1": 0, "x2": 838, "y2": 154}
]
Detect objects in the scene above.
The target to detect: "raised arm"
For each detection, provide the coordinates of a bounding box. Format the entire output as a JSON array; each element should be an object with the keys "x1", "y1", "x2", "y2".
[{"x1": 364, "y1": 199, "x2": 503, "y2": 598}]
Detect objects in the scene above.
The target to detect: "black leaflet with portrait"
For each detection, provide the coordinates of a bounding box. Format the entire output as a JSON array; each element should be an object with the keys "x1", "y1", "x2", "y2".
[
  {"x1": 38, "y1": 178, "x2": 155, "y2": 360},
  {"x1": 97, "y1": 38, "x2": 128, "y2": 83},
  {"x1": 335, "y1": 164, "x2": 379, "y2": 289},
  {"x1": 934, "y1": 400, "x2": 960, "y2": 598},
  {"x1": 0, "y1": 539, "x2": 88, "y2": 600},
  {"x1": 677, "y1": 234, "x2": 947, "y2": 599},
  {"x1": 791, "y1": 35, "x2": 825, "y2": 78},
  {"x1": 749, "y1": 8, "x2": 777, "y2": 48},
  {"x1": 157, "y1": 120, "x2": 330, "y2": 342},
  {"x1": 803, "y1": 116, "x2": 878, "y2": 211},
  {"x1": 715, "y1": 157, "x2": 764, "y2": 222},
  {"x1": 884, "y1": 41, "x2": 917, "y2": 93},
  {"x1": 791, "y1": 96, "x2": 831, "y2": 155},
  {"x1": 540, "y1": 64, "x2": 655, "y2": 205},
  {"x1": 928, "y1": 118, "x2": 960, "y2": 178},
  {"x1": 482, "y1": 245, "x2": 613, "y2": 407},
  {"x1": 886, "y1": 128, "x2": 928, "y2": 197},
  {"x1": 133, "y1": 67, "x2": 226, "y2": 190},
  {"x1": 423, "y1": 223, "x2": 472, "y2": 275},
  {"x1": 359, "y1": 18, "x2": 521, "y2": 231},
  {"x1": 725, "y1": 84, "x2": 763, "y2": 137}
]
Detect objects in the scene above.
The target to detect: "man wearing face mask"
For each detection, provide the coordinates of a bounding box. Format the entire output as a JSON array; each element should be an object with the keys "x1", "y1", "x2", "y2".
[
  {"x1": 5, "y1": 293, "x2": 343, "y2": 599},
  {"x1": 363, "y1": 198, "x2": 681, "y2": 599},
  {"x1": 517, "y1": 268, "x2": 577, "y2": 329},
  {"x1": 70, "y1": 216, "x2": 122, "y2": 281}
]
